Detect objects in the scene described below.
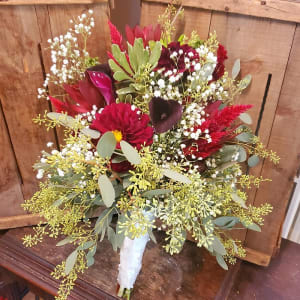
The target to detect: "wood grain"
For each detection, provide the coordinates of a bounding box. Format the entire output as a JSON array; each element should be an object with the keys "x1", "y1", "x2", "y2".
[
  {"x1": 245, "y1": 24, "x2": 300, "y2": 256},
  {"x1": 0, "y1": 99, "x2": 24, "y2": 218},
  {"x1": 0, "y1": 0, "x2": 107, "y2": 5},
  {"x1": 0, "y1": 227, "x2": 229, "y2": 300},
  {"x1": 142, "y1": 0, "x2": 300, "y2": 24},
  {"x1": 0, "y1": 214, "x2": 44, "y2": 230}
]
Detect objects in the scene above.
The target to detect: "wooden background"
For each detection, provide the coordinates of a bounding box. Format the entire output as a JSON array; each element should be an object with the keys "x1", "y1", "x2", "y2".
[
  {"x1": 141, "y1": 0, "x2": 300, "y2": 265},
  {"x1": 1, "y1": 0, "x2": 300, "y2": 267},
  {"x1": 0, "y1": 0, "x2": 111, "y2": 229}
]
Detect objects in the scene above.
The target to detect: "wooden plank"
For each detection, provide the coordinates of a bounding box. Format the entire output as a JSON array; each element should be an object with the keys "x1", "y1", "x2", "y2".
[
  {"x1": 0, "y1": 99, "x2": 25, "y2": 219},
  {"x1": 0, "y1": 5, "x2": 57, "y2": 200},
  {"x1": 142, "y1": 0, "x2": 300, "y2": 24},
  {"x1": 0, "y1": 228, "x2": 228, "y2": 299},
  {"x1": 0, "y1": 0, "x2": 107, "y2": 5},
  {"x1": 140, "y1": 1, "x2": 212, "y2": 40},
  {"x1": 245, "y1": 24, "x2": 300, "y2": 256},
  {"x1": 0, "y1": 214, "x2": 43, "y2": 230}
]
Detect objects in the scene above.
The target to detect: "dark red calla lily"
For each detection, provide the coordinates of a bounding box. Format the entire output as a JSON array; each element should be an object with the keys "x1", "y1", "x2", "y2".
[{"x1": 149, "y1": 97, "x2": 183, "y2": 133}]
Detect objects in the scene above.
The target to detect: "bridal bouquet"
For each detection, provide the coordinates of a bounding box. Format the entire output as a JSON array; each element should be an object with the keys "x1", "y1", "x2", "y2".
[{"x1": 23, "y1": 5, "x2": 279, "y2": 300}]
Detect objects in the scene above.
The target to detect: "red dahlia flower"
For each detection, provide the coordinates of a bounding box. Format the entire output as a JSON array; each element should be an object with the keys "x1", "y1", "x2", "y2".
[
  {"x1": 91, "y1": 103, "x2": 153, "y2": 150},
  {"x1": 183, "y1": 103, "x2": 252, "y2": 159},
  {"x1": 50, "y1": 63, "x2": 115, "y2": 117},
  {"x1": 156, "y1": 42, "x2": 199, "y2": 73},
  {"x1": 212, "y1": 44, "x2": 228, "y2": 81}
]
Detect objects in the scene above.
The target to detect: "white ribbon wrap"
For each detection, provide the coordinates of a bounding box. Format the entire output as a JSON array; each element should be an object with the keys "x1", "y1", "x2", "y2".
[{"x1": 117, "y1": 210, "x2": 154, "y2": 290}]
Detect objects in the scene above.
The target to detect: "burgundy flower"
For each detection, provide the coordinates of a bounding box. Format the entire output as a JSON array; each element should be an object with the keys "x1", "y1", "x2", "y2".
[
  {"x1": 125, "y1": 24, "x2": 161, "y2": 47},
  {"x1": 156, "y1": 42, "x2": 199, "y2": 73},
  {"x1": 149, "y1": 97, "x2": 183, "y2": 133},
  {"x1": 50, "y1": 63, "x2": 115, "y2": 117},
  {"x1": 212, "y1": 44, "x2": 228, "y2": 81},
  {"x1": 91, "y1": 103, "x2": 153, "y2": 150},
  {"x1": 110, "y1": 159, "x2": 133, "y2": 173}
]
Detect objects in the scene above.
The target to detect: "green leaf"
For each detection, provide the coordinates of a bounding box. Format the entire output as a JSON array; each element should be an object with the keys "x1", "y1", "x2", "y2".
[
  {"x1": 128, "y1": 43, "x2": 138, "y2": 72},
  {"x1": 239, "y1": 112, "x2": 252, "y2": 125},
  {"x1": 56, "y1": 236, "x2": 74, "y2": 246},
  {"x1": 236, "y1": 132, "x2": 254, "y2": 143},
  {"x1": 117, "y1": 86, "x2": 135, "y2": 95},
  {"x1": 111, "y1": 156, "x2": 127, "y2": 163},
  {"x1": 142, "y1": 189, "x2": 171, "y2": 198},
  {"x1": 65, "y1": 250, "x2": 78, "y2": 275},
  {"x1": 216, "y1": 254, "x2": 228, "y2": 270},
  {"x1": 111, "y1": 44, "x2": 133, "y2": 75},
  {"x1": 232, "y1": 59, "x2": 240, "y2": 79},
  {"x1": 237, "y1": 146, "x2": 247, "y2": 162},
  {"x1": 98, "y1": 175, "x2": 115, "y2": 207},
  {"x1": 231, "y1": 193, "x2": 247, "y2": 209},
  {"x1": 161, "y1": 168, "x2": 191, "y2": 184},
  {"x1": 248, "y1": 155, "x2": 260, "y2": 167},
  {"x1": 77, "y1": 241, "x2": 94, "y2": 251},
  {"x1": 220, "y1": 145, "x2": 238, "y2": 162},
  {"x1": 120, "y1": 140, "x2": 141, "y2": 165},
  {"x1": 149, "y1": 41, "x2": 162, "y2": 69},
  {"x1": 97, "y1": 131, "x2": 116, "y2": 159},
  {"x1": 86, "y1": 254, "x2": 95, "y2": 267},
  {"x1": 107, "y1": 227, "x2": 117, "y2": 252},
  {"x1": 122, "y1": 177, "x2": 131, "y2": 189},
  {"x1": 212, "y1": 236, "x2": 227, "y2": 255},
  {"x1": 245, "y1": 222, "x2": 261, "y2": 232},
  {"x1": 239, "y1": 74, "x2": 252, "y2": 90},
  {"x1": 81, "y1": 128, "x2": 100, "y2": 139},
  {"x1": 148, "y1": 229, "x2": 157, "y2": 243},
  {"x1": 95, "y1": 208, "x2": 114, "y2": 234},
  {"x1": 113, "y1": 71, "x2": 132, "y2": 81},
  {"x1": 213, "y1": 216, "x2": 239, "y2": 228},
  {"x1": 52, "y1": 198, "x2": 64, "y2": 207},
  {"x1": 47, "y1": 112, "x2": 76, "y2": 128},
  {"x1": 134, "y1": 38, "x2": 147, "y2": 67}
]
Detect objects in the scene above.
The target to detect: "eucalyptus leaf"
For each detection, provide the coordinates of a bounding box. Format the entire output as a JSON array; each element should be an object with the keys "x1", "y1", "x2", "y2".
[
  {"x1": 231, "y1": 193, "x2": 247, "y2": 209},
  {"x1": 81, "y1": 128, "x2": 100, "y2": 139},
  {"x1": 245, "y1": 222, "x2": 261, "y2": 232},
  {"x1": 65, "y1": 250, "x2": 78, "y2": 275},
  {"x1": 236, "y1": 132, "x2": 254, "y2": 143},
  {"x1": 237, "y1": 146, "x2": 247, "y2": 162},
  {"x1": 248, "y1": 155, "x2": 260, "y2": 167},
  {"x1": 122, "y1": 177, "x2": 131, "y2": 189},
  {"x1": 107, "y1": 227, "x2": 117, "y2": 252},
  {"x1": 142, "y1": 189, "x2": 171, "y2": 198},
  {"x1": 120, "y1": 140, "x2": 141, "y2": 165},
  {"x1": 148, "y1": 229, "x2": 157, "y2": 243},
  {"x1": 232, "y1": 59, "x2": 240, "y2": 79},
  {"x1": 216, "y1": 254, "x2": 228, "y2": 270},
  {"x1": 97, "y1": 131, "x2": 116, "y2": 159},
  {"x1": 212, "y1": 236, "x2": 227, "y2": 255},
  {"x1": 56, "y1": 236, "x2": 74, "y2": 247},
  {"x1": 111, "y1": 156, "x2": 127, "y2": 163},
  {"x1": 239, "y1": 74, "x2": 252, "y2": 90},
  {"x1": 52, "y1": 198, "x2": 64, "y2": 207},
  {"x1": 98, "y1": 175, "x2": 115, "y2": 207},
  {"x1": 161, "y1": 168, "x2": 191, "y2": 184},
  {"x1": 213, "y1": 216, "x2": 239, "y2": 228},
  {"x1": 86, "y1": 254, "x2": 95, "y2": 267},
  {"x1": 47, "y1": 112, "x2": 76, "y2": 128},
  {"x1": 77, "y1": 241, "x2": 94, "y2": 251},
  {"x1": 239, "y1": 112, "x2": 252, "y2": 125}
]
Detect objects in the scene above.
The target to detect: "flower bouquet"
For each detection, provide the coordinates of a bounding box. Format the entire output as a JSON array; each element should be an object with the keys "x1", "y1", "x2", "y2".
[{"x1": 23, "y1": 4, "x2": 279, "y2": 300}]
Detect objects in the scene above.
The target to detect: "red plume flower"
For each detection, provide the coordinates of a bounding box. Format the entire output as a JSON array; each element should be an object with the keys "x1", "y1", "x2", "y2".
[
  {"x1": 91, "y1": 103, "x2": 153, "y2": 150},
  {"x1": 183, "y1": 104, "x2": 252, "y2": 159},
  {"x1": 212, "y1": 44, "x2": 228, "y2": 81},
  {"x1": 125, "y1": 24, "x2": 161, "y2": 47}
]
